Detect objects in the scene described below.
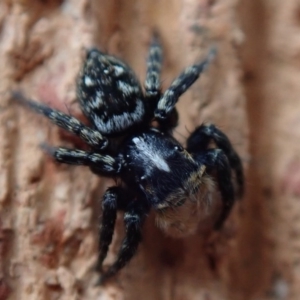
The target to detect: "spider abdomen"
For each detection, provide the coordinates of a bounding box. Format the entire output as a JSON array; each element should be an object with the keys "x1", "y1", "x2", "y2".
[{"x1": 77, "y1": 49, "x2": 146, "y2": 135}]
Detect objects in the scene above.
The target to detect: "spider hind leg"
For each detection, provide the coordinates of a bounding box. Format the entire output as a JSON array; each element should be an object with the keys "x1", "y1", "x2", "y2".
[
  {"x1": 143, "y1": 36, "x2": 179, "y2": 132},
  {"x1": 154, "y1": 48, "x2": 216, "y2": 120},
  {"x1": 145, "y1": 34, "x2": 163, "y2": 100},
  {"x1": 12, "y1": 92, "x2": 108, "y2": 149}
]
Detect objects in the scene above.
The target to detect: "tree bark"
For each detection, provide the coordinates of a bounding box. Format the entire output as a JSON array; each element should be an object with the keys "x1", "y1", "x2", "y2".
[
  {"x1": 235, "y1": 0, "x2": 300, "y2": 299},
  {"x1": 0, "y1": 0, "x2": 249, "y2": 299}
]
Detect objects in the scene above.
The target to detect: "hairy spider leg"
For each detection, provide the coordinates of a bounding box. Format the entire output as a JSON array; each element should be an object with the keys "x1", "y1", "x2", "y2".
[
  {"x1": 144, "y1": 36, "x2": 179, "y2": 132},
  {"x1": 41, "y1": 145, "x2": 121, "y2": 176},
  {"x1": 97, "y1": 199, "x2": 149, "y2": 284},
  {"x1": 154, "y1": 47, "x2": 217, "y2": 120},
  {"x1": 144, "y1": 34, "x2": 163, "y2": 99},
  {"x1": 95, "y1": 186, "x2": 132, "y2": 272},
  {"x1": 187, "y1": 124, "x2": 244, "y2": 197},
  {"x1": 96, "y1": 187, "x2": 120, "y2": 272},
  {"x1": 195, "y1": 149, "x2": 235, "y2": 230},
  {"x1": 12, "y1": 92, "x2": 108, "y2": 149},
  {"x1": 157, "y1": 108, "x2": 179, "y2": 133}
]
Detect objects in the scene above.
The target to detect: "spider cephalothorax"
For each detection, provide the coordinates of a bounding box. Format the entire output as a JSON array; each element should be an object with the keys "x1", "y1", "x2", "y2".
[{"x1": 13, "y1": 36, "x2": 244, "y2": 284}]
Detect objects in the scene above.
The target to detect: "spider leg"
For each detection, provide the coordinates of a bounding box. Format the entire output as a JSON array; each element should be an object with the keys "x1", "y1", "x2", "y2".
[
  {"x1": 187, "y1": 124, "x2": 244, "y2": 197},
  {"x1": 198, "y1": 149, "x2": 235, "y2": 230},
  {"x1": 95, "y1": 186, "x2": 128, "y2": 272},
  {"x1": 157, "y1": 108, "x2": 179, "y2": 132},
  {"x1": 97, "y1": 199, "x2": 149, "y2": 284},
  {"x1": 12, "y1": 92, "x2": 108, "y2": 149},
  {"x1": 144, "y1": 35, "x2": 163, "y2": 100},
  {"x1": 154, "y1": 47, "x2": 216, "y2": 120},
  {"x1": 143, "y1": 36, "x2": 178, "y2": 132},
  {"x1": 42, "y1": 145, "x2": 121, "y2": 176}
]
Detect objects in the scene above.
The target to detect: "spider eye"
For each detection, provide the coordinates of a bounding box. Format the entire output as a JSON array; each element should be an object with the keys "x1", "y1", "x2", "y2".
[
  {"x1": 174, "y1": 145, "x2": 184, "y2": 152},
  {"x1": 138, "y1": 176, "x2": 148, "y2": 189},
  {"x1": 140, "y1": 175, "x2": 147, "y2": 182}
]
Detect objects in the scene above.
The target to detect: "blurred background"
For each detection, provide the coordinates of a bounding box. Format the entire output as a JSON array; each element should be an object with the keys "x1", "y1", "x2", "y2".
[{"x1": 0, "y1": 0, "x2": 299, "y2": 299}]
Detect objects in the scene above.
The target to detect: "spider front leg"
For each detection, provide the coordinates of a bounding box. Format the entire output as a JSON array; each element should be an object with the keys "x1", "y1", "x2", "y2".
[
  {"x1": 197, "y1": 149, "x2": 235, "y2": 230},
  {"x1": 95, "y1": 186, "x2": 126, "y2": 272},
  {"x1": 97, "y1": 199, "x2": 149, "y2": 284},
  {"x1": 187, "y1": 124, "x2": 244, "y2": 197}
]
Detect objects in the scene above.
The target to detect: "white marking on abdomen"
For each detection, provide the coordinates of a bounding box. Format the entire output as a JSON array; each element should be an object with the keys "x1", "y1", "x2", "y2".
[{"x1": 84, "y1": 76, "x2": 94, "y2": 86}]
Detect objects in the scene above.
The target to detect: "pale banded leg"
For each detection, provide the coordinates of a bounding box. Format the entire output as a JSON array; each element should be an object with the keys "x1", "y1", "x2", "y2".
[
  {"x1": 155, "y1": 48, "x2": 216, "y2": 119},
  {"x1": 12, "y1": 91, "x2": 108, "y2": 149},
  {"x1": 41, "y1": 145, "x2": 121, "y2": 176},
  {"x1": 145, "y1": 35, "x2": 163, "y2": 99}
]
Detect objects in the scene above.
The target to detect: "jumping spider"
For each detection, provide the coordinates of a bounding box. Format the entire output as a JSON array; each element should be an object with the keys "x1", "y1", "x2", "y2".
[{"x1": 13, "y1": 36, "x2": 244, "y2": 284}]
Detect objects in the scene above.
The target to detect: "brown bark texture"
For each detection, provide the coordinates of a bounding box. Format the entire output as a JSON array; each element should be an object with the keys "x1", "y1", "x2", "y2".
[{"x1": 3, "y1": 0, "x2": 298, "y2": 299}]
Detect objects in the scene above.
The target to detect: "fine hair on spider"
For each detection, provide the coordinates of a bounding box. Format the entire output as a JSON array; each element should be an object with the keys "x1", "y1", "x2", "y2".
[{"x1": 12, "y1": 35, "x2": 244, "y2": 284}]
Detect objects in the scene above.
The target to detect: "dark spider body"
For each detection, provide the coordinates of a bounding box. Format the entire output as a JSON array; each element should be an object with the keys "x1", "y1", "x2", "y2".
[{"x1": 13, "y1": 36, "x2": 244, "y2": 284}]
